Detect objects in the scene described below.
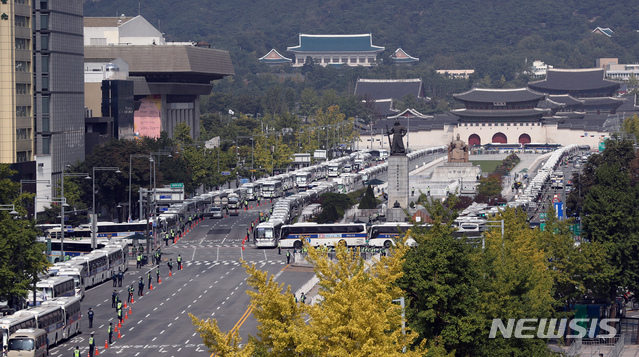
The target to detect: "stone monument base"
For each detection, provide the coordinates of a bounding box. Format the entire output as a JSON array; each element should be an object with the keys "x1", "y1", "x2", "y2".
[
  {"x1": 387, "y1": 155, "x2": 409, "y2": 209},
  {"x1": 431, "y1": 162, "x2": 481, "y2": 182},
  {"x1": 387, "y1": 207, "x2": 406, "y2": 222}
]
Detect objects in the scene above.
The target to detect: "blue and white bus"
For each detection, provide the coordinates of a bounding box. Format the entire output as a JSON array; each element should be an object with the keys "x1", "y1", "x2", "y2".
[
  {"x1": 255, "y1": 220, "x2": 284, "y2": 248},
  {"x1": 21, "y1": 306, "x2": 65, "y2": 347},
  {"x1": 69, "y1": 252, "x2": 109, "y2": 287},
  {"x1": 280, "y1": 223, "x2": 368, "y2": 249},
  {"x1": 1, "y1": 312, "x2": 37, "y2": 349},
  {"x1": 368, "y1": 223, "x2": 416, "y2": 248}
]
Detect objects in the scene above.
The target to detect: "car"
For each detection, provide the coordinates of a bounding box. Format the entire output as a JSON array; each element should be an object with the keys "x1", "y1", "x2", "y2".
[{"x1": 209, "y1": 207, "x2": 223, "y2": 218}]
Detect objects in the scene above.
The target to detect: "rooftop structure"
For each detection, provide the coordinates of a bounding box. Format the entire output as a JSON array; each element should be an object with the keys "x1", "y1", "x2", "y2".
[
  {"x1": 258, "y1": 49, "x2": 292, "y2": 66},
  {"x1": 391, "y1": 48, "x2": 419, "y2": 65},
  {"x1": 528, "y1": 68, "x2": 621, "y2": 97},
  {"x1": 354, "y1": 78, "x2": 426, "y2": 102},
  {"x1": 436, "y1": 69, "x2": 475, "y2": 80},
  {"x1": 451, "y1": 88, "x2": 549, "y2": 123},
  {"x1": 287, "y1": 34, "x2": 384, "y2": 67},
  {"x1": 592, "y1": 27, "x2": 614, "y2": 37}
]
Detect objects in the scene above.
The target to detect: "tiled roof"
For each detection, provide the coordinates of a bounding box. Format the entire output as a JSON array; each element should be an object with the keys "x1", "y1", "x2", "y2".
[
  {"x1": 579, "y1": 97, "x2": 625, "y2": 106},
  {"x1": 372, "y1": 115, "x2": 452, "y2": 132},
  {"x1": 371, "y1": 99, "x2": 398, "y2": 117},
  {"x1": 287, "y1": 34, "x2": 384, "y2": 53},
  {"x1": 84, "y1": 45, "x2": 234, "y2": 78},
  {"x1": 616, "y1": 94, "x2": 639, "y2": 112},
  {"x1": 547, "y1": 94, "x2": 583, "y2": 106},
  {"x1": 84, "y1": 16, "x2": 135, "y2": 27},
  {"x1": 592, "y1": 27, "x2": 614, "y2": 37},
  {"x1": 554, "y1": 114, "x2": 609, "y2": 131},
  {"x1": 391, "y1": 48, "x2": 419, "y2": 63},
  {"x1": 451, "y1": 108, "x2": 549, "y2": 118},
  {"x1": 355, "y1": 78, "x2": 425, "y2": 101},
  {"x1": 528, "y1": 68, "x2": 621, "y2": 93},
  {"x1": 388, "y1": 108, "x2": 429, "y2": 119},
  {"x1": 453, "y1": 87, "x2": 545, "y2": 103},
  {"x1": 258, "y1": 49, "x2": 292, "y2": 64}
]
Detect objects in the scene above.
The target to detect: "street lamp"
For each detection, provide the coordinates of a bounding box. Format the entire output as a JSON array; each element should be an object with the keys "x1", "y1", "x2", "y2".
[
  {"x1": 61, "y1": 172, "x2": 91, "y2": 257},
  {"x1": 92, "y1": 167, "x2": 120, "y2": 249},
  {"x1": 0, "y1": 204, "x2": 19, "y2": 216},
  {"x1": 20, "y1": 179, "x2": 50, "y2": 218}
]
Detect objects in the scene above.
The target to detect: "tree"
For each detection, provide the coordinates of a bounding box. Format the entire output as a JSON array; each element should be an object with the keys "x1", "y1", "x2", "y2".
[
  {"x1": 316, "y1": 192, "x2": 354, "y2": 223},
  {"x1": 0, "y1": 164, "x2": 49, "y2": 309},
  {"x1": 358, "y1": 184, "x2": 377, "y2": 209},
  {"x1": 191, "y1": 241, "x2": 432, "y2": 356},
  {"x1": 475, "y1": 175, "x2": 502, "y2": 203}
]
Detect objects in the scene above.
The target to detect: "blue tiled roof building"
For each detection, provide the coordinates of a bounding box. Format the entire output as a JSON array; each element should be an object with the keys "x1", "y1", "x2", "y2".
[{"x1": 287, "y1": 34, "x2": 384, "y2": 67}]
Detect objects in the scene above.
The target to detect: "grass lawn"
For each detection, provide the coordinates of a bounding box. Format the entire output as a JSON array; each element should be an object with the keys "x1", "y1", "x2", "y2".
[{"x1": 470, "y1": 160, "x2": 501, "y2": 173}]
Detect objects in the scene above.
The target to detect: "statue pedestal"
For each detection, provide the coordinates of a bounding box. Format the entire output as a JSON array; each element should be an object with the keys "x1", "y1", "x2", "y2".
[
  {"x1": 387, "y1": 154, "x2": 409, "y2": 209},
  {"x1": 387, "y1": 207, "x2": 406, "y2": 222},
  {"x1": 431, "y1": 161, "x2": 481, "y2": 182}
]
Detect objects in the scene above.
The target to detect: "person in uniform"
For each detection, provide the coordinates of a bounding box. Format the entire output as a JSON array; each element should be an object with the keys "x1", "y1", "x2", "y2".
[
  {"x1": 111, "y1": 290, "x2": 117, "y2": 308},
  {"x1": 87, "y1": 307, "x2": 94, "y2": 328},
  {"x1": 108, "y1": 323, "x2": 113, "y2": 344},
  {"x1": 177, "y1": 254, "x2": 182, "y2": 270},
  {"x1": 88, "y1": 333, "x2": 95, "y2": 357},
  {"x1": 167, "y1": 259, "x2": 173, "y2": 274},
  {"x1": 127, "y1": 285, "x2": 134, "y2": 302},
  {"x1": 73, "y1": 346, "x2": 80, "y2": 357},
  {"x1": 138, "y1": 278, "x2": 145, "y2": 296},
  {"x1": 117, "y1": 269, "x2": 123, "y2": 287},
  {"x1": 156, "y1": 266, "x2": 160, "y2": 283},
  {"x1": 286, "y1": 250, "x2": 291, "y2": 264}
]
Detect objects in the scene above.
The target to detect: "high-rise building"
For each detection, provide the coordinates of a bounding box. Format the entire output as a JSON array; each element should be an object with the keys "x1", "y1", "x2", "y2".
[
  {"x1": 33, "y1": 0, "x2": 85, "y2": 200},
  {"x1": 0, "y1": 0, "x2": 34, "y2": 164}
]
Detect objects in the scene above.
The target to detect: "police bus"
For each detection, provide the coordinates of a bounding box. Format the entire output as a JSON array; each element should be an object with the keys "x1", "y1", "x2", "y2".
[
  {"x1": 368, "y1": 223, "x2": 416, "y2": 248},
  {"x1": 255, "y1": 220, "x2": 284, "y2": 248},
  {"x1": 69, "y1": 252, "x2": 109, "y2": 287},
  {"x1": 6, "y1": 328, "x2": 47, "y2": 357},
  {"x1": 262, "y1": 180, "x2": 283, "y2": 199},
  {"x1": 244, "y1": 183, "x2": 262, "y2": 201},
  {"x1": 295, "y1": 172, "x2": 313, "y2": 190},
  {"x1": 55, "y1": 264, "x2": 86, "y2": 300},
  {"x1": 21, "y1": 306, "x2": 65, "y2": 347},
  {"x1": 227, "y1": 193, "x2": 241, "y2": 216},
  {"x1": 41, "y1": 296, "x2": 82, "y2": 340},
  {"x1": 27, "y1": 276, "x2": 75, "y2": 306},
  {"x1": 1, "y1": 312, "x2": 37, "y2": 349},
  {"x1": 280, "y1": 223, "x2": 368, "y2": 249},
  {"x1": 91, "y1": 244, "x2": 128, "y2": 279}
]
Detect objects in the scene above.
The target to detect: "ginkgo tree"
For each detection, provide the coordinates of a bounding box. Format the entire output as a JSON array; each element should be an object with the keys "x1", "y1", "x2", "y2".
[{"x1": 191, "y1": 240, "x2": 440, "y2": 356}]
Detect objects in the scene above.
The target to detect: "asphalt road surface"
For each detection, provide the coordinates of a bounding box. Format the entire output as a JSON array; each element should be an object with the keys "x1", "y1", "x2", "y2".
[{"x1": 49, "y1": 201, "x2": 315, "y2": 357}]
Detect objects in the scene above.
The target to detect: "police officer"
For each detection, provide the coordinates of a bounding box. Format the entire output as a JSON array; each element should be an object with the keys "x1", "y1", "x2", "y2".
[
  {"x1": 117, "y1": 307, "x2": 123, "y2": 324},
  {"x1": 156, "y1": 265, "x2": 160, "y2": 283},
  {"x1": 87, "y1": 307, "x2": 94, "y2": 328},
  {"x1": 167, "y1": 258, "x2": 173, "y2": 274},
  {"x1": 88, "y1": 333, "x2": 95, "y2": 357},
  {"x1": 138, "y1": 278, "x2": 144, "y2": 296},
  {"x1": 112, "y1": 271, "x2": 117, "y2": 287},
  {"x1": 286, "y1": 250, "x2": 291, "y2": 264},
  {"x1": 177, "y1": 254, "x2": 182, "y2": 270},
  {"x1": 73, "y1": 346, "x2": 80, "y2": 357},
  {"x1": 277, "y1": 242, "x2": 281, "y2": 255},
  {"x1": 127, "y1": 285, "x2": 134, "y2": 303},
  {"x1": 108, "y1": 323, "x2": 113, "y2": 344},
  {"x1": 147, "y1": 270, "x2": 152, "y2": 289},
  {"x1": 117, "y1": 299, "x2": 123, "y2": 314},
  {"x1": 300, "y1": 292, "x2": 306, "y2": 304},
  {"x1": 111, "y1": 290, "x2": 117, "y2": 308},
  {"x1": 136, "y1": 253, "x2": 141, "y2": 269},
  {"x1": 411, "y1": 187, "x2": 415, "y2": 196},
  {"x1": 164, "y1": 231, "x2": 169, "y2": 246},
  {"x1": 117, "y1": 269, "x2": 123, "y2": 287}
]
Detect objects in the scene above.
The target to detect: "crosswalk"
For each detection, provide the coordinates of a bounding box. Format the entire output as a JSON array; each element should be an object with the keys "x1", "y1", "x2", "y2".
[
  {"x1": 175, "y1": 242, "x2": 256, "y2": 248},
  {"x1": 185, "y1": 260, "x2": 286, "y2": 266}
]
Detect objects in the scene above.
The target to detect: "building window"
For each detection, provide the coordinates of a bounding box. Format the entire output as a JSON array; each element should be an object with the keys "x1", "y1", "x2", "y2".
[
  {"x1": 41, "y1": 35, "x2": 49, "y2": 51},
  {"x1": 42, "y1": 116, "x2": 50, "y2": 132},
  {"x1": 16, "y1": 129, "x2": 29, "y2": 140},
  {"x1": 40, "y1": 0, "x2": 48, "y2": 9},
  {"x1": 41, "y1": 96, "x2": 50, "y2": 114},
  {"x1": 16, "y1": 106, "x2": 30, "y2": 117},
  {"x1": 15, "y1": 0, "x2": 27, "y2": 4},
  {"x1": 350, "y1": 58, "x2": 356, "y2": 63},
  {"x1": 324, "y1": 57, "x2": 330, "y2": 64},
  {"x1": 15, "y1": 61, "x2": 30, "y2": 72},
  {"x1": 359, "y1": 58, "x2": 365, "y2": 63},
  {"x1": 41, "y1": 76, "x2": 49, "y2": 91},
  {"x1": 16, "y1": 152, "x2": 28, "y2": 163},
  {"x1": 368, "y1": 57, "x2": 374, "y2": 63},
  {"x1": 89, "y1": 38, "x2": 107, "y2": 45},
  {"x1": 41, "y1": 136, "x2": 51, "y2": 155},
  {"x1": 15, "y1": 16, "x2": 29, "y2": 27},
  {"x1": 41, "y1": 55, "x2": 49, "y2": 73},
  {"x1": 16, "y1": 83, "x2": 29, "y2": 95},
  {"x1": 15, "y1": 38, "x2": 29, "y2": 50},
  {"x1": 40, "y1": 14, "x2": 48, "y2": 30},
  {"x1": 341, "y1": 58, "x2": 347, "y2": 63},
  {"x1": 332, "y1": 57, "x2": 338, "y2": 63}
]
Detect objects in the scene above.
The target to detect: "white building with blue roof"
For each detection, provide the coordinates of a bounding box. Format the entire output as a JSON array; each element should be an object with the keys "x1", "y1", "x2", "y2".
[{"x1": 287, "y1": 34, "x2": 384, "y2": 67}]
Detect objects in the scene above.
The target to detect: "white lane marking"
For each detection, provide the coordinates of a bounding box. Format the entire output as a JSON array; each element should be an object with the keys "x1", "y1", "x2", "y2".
[
  {"x1": 216, "y1": 247, "x2": 219, "y2": 261},
  {"x1": 172, "y1": 293, "x2": 176, "y2": 297},
  {"x1": 264, "y1": 250, "x2": 268, "y2": 261},
  {"x1": 175, "y1": 316, "x2": 179, "y2": 320},
  {"x1": 192, "y1": 247, "x2": 196, "y2": 261},
  {"x1": 137, "y1": 320, "x2": 142, "y2": 325},
  {"x1": 181, "y1": 310, "x2": 186, "y2": 314},
  {"x1": 135, "y1": 352, "x2": 140, "y2": 356},
  {"x1": 160, "y1": 330, "x2": 164, "y2": 334},
  {"x1": 185, "y1": 340, "x2": 189, "y2": 344},
  {"x1": 160, "y1": 302, "x2": 164, "y2": 306},
  {"x1": 99, "y1": 324, "x2": 104, "y2": 329},
  {"x1": 198, "y1": 295, "x2": 202, "y2": 299},
  {"x1": 187, "y1": 305, "x2": 191, "y2": 309},
  {"x1": 167, "y1": 323, "x2": 172, "y2": 327},
  {"x1": 145, "y1": 313, "x2": 150, "y2": 318},
  {"x1": 152, "y1": 337, "x2": 157, "y2": 342}
]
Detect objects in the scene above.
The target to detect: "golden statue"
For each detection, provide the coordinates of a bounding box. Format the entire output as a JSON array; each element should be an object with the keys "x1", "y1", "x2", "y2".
[{"x1": 448, "y1": 134, "x2": 469, "y2": 163}]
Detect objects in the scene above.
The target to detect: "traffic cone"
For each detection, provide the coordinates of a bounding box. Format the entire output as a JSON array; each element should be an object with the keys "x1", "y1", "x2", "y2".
[
  {"x1": 169, "y1": 270, "x2": 172, "y2": 277},
  {"x1": 118, "y1": 320, "x2": 121, "y2": 328},
  {"x1": 124, "y1": 302, "x2": 127, "y2": 308},
  {"x1": 125, "y1": 312, "x2": 128, "y2": 320},
  {"x1": 95, "y1": 346, "x2": 100, "y2": 355},
  {"x1": 159, "y1": 276, "x2": 162, "y2": 284},
  {"x1": 131, "y1": 296, "x2": 134, "y2": 303},
  {"x1": 114, "y1": 325, "x2": 118, "y2": 333},
  {"x1": 105, "y1": 340, "x2": 109, "y2": 349},
  {"x1": 128, "y1": 307, "x2": 132, "y2": 315},
  {"x1": 117, "y1": 330, "x2": 121, "y2": 339},
  {"x1": 150, "y1": 283, "x2": 153, "y2": 290}
]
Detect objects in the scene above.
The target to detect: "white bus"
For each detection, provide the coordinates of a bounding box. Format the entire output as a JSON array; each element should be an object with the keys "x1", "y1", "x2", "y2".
[
  {"x1": 1, "y1": 312, "x2": 37, "y2": 348},
  {"x1": 55, "y1": 264, "x2": 86, "y2": 300},
  {"x1": 262, "y1": 180, "x2": 283, "y2": 199},
  {"x1": 255, "y1": 220, "x2": 284, "y2": 248},
  {"x1": 27, "y1": 276, "x2": 75, "y2": 306},
  {"x1": 328, "y1": 162, "x2": 341, "y2": 177},
  {"x1": 21, "y1": 306, "x2": 65, "y2": 347},
  {"x1": 6, "y1": 328, "x2": 47, "y2": 357},
  {"x1": 227, "y1": 193, "x2": 241, "y2": 215},
  {"x1": 244, "y1": 183, "x2": 262, "y2": 201},
  {"x1": 368, "y1": 223, "x2": 415, "y2": 248},
  {"x1": 280, "y1": 223, "x2": 368, "y2": 249},
  {"x1": 94, "y1": 244, "x2": 128, "y2": 277},
  {"x1": 295, "y1": 172, "x2": 313, "y2": 190},
  {"x1": 69, "y1": 251, "x2": 109, "y2": 287},
  {"x1": 41, "y1": 296, "x2": 82, "y2": 340}
]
